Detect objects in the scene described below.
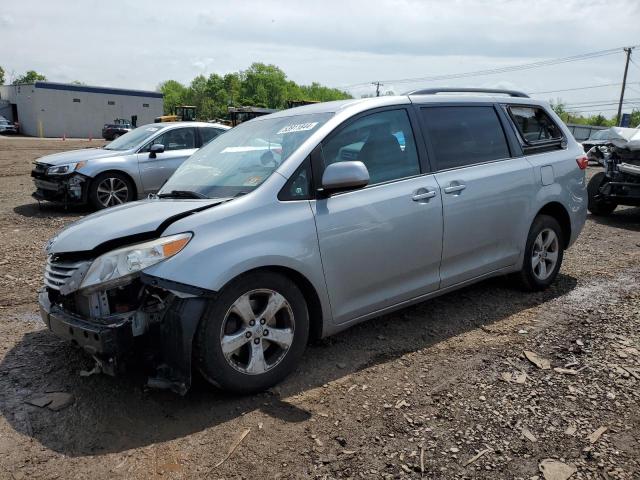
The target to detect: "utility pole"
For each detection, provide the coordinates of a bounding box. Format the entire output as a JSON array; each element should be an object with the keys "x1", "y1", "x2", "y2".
[
  {"x1": 372, "y1": 81, "x2": 382, "y2": 97},
  {"x1": 616, "y1": 47, "x2": 633, "y2": 126}
]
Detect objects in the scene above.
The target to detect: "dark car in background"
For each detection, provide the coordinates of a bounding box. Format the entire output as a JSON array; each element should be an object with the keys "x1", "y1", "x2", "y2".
[{"x1": 102, "y1": 119, "x2": 133, "y2": 140}]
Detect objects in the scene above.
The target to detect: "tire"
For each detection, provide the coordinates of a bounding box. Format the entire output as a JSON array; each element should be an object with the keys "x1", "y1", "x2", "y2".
[
  {"x1": 195, "y1": 272, "x2": 309, "y2": 394},
  {"x1": 88, "y1": 172, "x2": 135, "y2": 209},
  {"x1": 516, "y1": 215, "x2": 564, "y2": 292},
  {"x1": 112, "y1": 133, "x2": 120, "y2": 139},
  {"x1": 587, "y1": 172, "x2": 617, "y2": 216}
]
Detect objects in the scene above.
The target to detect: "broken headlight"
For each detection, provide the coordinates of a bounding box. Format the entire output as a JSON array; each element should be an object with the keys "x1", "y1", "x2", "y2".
[
  {"x1": 46, "y1": 161, "x2": 87, "y2": 175},
  {"x1": 79, "y1": 233, "x2": 192, "y2": 291}
]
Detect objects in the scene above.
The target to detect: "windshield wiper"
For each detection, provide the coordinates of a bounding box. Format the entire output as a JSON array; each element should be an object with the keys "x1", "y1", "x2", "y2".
[{"x1": 158, "y1": 190, "x2": 209, "y2": 199}]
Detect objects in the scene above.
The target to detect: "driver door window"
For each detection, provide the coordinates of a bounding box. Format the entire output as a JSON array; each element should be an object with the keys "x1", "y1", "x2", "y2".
[
  {"x1": 143, "y1": 128, "x2": 196, "y2": 152},
  {"x1": 322, "y1": 109, "x2": 420, "y2": 185}
]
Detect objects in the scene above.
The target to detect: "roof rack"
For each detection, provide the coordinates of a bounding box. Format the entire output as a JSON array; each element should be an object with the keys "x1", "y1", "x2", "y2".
[{"x1": 405, "y1": 88, "x2": 529, "y2": 98}]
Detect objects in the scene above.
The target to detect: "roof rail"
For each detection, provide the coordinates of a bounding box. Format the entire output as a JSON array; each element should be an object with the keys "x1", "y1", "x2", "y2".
[{"x1": 405, "y1": 87, "x2": 529, "y2": 98}]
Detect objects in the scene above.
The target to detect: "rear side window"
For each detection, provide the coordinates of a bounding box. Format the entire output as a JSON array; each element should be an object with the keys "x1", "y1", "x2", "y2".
[
  {"x1": 200, "y1": 127, "x2": 222, "y2": 146},
  {"x1": 322, "y1": 109, "x2": 420, "y2": 185},
  {"x1": 420, "y1": 106, "x2": 510, "y2": 170},
  {"x1": 508, "y1": 106, "x2": 562, "y2": 143}
]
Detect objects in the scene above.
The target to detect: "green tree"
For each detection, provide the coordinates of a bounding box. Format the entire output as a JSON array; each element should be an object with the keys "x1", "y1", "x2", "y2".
[
  {"x1": 12, "y1": 70, "x2": 46, "y2": 84},
  {"x1": 158, "y1": 63, "x2": 352, "y2": 120},
  {"x1": 158, "y1": 80, "x2": 188, "y2": 115},
  {"x1": 0, "y1": 66, "x2": 5, "y2": 85},
  {"x1": 626, "y1": 109, "x2": 640, "y2": 128}
]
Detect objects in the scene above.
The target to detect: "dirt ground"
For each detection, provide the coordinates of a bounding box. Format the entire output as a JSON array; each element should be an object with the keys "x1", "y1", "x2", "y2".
[{"x1": 0, "y1": 136, "x2": 638, "y2": 480}]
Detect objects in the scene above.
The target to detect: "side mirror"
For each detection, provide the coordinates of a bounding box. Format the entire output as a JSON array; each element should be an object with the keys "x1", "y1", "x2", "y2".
[
  {"x1": 149, "y1": 143, "x2": 165, "y2": 158},
  {"x1": 321, "y1": 161, "x2": 369, "y2": 194}
]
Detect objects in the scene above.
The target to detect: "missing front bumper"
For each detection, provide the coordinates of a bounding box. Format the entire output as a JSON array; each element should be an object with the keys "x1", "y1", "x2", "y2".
[
  {"x1": 38, "y1": 289, "x2": 133, "y2": 374},
  {"x1": 31, "y1": 172, "x2": 89, "y2": 204},
  {"x1": 37, "y1": 284, "x2": 209, "y2": 395}
]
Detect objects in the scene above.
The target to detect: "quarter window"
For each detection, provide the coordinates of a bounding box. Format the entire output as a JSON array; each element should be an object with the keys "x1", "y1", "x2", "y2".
[
  {"x1": 420, "y1": 106, "x2": 510, "y2": 170},
  {"x1": 322, "y1": 109, "x2": 420, "y2": 185},
  {"x1": 508, "y1": 106, "x2": 562, "y2": 143},
  {"x1": 279, "y1": 159, "x2": 312, "y2": 200}
]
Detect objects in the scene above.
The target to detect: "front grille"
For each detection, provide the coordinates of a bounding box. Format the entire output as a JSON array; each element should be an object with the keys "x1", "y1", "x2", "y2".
[{"x1": 44, "y1": 256, "x2": 91, "y2": 292}]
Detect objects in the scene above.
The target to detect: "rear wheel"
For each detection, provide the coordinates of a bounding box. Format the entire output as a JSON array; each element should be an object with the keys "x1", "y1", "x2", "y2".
[
  {"x1": 516, "y1": 215, "x2": 564, "y2": 291},
  {"x1": 587, "y1": 171, "x2": 617, "y2": 216},
  {"x1": 89, "y1": 172, "x2": 135, "y2": 209},
  {"x1": 195, "y1": 272, "x2": 309, "y2": 394}
]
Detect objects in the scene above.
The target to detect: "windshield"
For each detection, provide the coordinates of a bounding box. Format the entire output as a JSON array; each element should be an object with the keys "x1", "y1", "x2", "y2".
[
  {"x1": 104, "y1": 124, "x2": 163, "y2": 150},
  {"x1": 589, "y1": 130, "x2": 609, "y2": 140},
  {"x1": 160, "y1": 112, "x2": 332, "y2": 198}
]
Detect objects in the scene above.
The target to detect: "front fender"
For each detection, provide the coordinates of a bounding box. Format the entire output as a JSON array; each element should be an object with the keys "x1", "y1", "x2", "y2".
[
  {"x1": 76, "y1": 154, "x2": 144, "y2": 197},
  {"x1": 144, "y1": 185, "x2": 334, "y2": 334}
]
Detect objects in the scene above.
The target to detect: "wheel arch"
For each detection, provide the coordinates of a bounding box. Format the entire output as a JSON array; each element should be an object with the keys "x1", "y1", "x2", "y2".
[
  {"x1": 535, "y1": 201, "x2": 571, "y2": 249},
  {"x1": 89, "y1": 169, "x2": 138, "y2": 200},
  {"x1": 220, "y1": 265, "x2": 325, "y2": 342}
]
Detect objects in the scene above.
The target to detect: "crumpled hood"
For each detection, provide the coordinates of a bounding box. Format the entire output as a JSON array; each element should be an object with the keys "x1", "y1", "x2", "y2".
[
  {"x1": 47, "y1": 198, "x2": 227, "y2": 254},
  {"x1": 36, "y1": 148, "x2": 128, "y2": 166}
]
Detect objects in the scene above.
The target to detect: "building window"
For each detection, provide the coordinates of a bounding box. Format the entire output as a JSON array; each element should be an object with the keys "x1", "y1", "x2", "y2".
[
  {"x1": 142, "y1": 103, "x2": 150, "y2": 108},
  {"x1": 73, "y1": 98, "x2": 81, "y2": 103},
  {"x1": 107, "y1": 100, "x2": 115, "y2": 105}
]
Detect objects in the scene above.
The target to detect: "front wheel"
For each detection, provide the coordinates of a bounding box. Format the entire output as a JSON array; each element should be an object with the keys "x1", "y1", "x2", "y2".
[
  {"x1": 587, "y1": 172, "x2": 617, "y2": 216},
  {"x1": 194, "y1": 272, "x2": 309, "y2": 394},
  {"x1": 88, "y1": 172, "x2": 135, "y2": 209},
  {"x1": 515, "y1": 215, "x2": 564, "y2": 291}
]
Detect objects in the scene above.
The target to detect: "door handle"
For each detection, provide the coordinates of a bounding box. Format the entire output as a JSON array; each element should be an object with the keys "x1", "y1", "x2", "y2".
[
  {"x1": 412, "y1": 189, "x2": 437, "y2": 201},
  {"x1": 443, "y1": 184, "x2": 466, "y2": 194}
]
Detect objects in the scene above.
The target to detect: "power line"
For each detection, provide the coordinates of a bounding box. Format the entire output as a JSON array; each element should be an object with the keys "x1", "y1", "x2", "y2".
[
  {"x1": 529, "y1": 82, "x2": 637, "y2": 95},
  {"x1": 564, "y1": 102, "x2": 640, "y2": 111},
  {"x1": 564, "y1": 106, "x2": 640, "y2": 114},
  {"x1": 629, "y1": 57, "x2": 640, "y2": 72},
  {"x1": 339, "y1": 45, "x2": 638, "y2": 89},
  {"x1": 563, "y1": 97, "x2": 640, "y2": 107}
]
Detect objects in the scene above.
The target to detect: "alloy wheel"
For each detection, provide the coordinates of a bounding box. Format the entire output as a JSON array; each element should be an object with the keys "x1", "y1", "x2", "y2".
[
  {"x1": 96, "y1": 177, "x2": 129, "y2": 207},
  {"x1": 220, "y1": 289, "x2": 295, "y2": 375},
  {"x1": 531, "y1": 228, "x2": 559, "y2": 281}
]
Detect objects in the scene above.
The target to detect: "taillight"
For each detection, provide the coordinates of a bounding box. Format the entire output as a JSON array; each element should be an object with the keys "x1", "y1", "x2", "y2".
[{"x1": 576, "y1": 155, "x2": 588, "y2": 170}]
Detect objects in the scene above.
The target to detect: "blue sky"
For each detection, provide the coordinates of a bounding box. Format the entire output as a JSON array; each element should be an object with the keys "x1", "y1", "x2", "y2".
[{"x1": 2, "y1": 0, "x2": 640, "y2": 115}]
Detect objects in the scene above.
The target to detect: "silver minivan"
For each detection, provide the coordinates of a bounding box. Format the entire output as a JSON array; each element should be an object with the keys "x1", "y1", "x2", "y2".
[
  {"x1": 31, "y1": 121, "x2": 229, "y2": 209},
  {"x1": 38, "y1": 89, "x2": 588, "y2": 394}
]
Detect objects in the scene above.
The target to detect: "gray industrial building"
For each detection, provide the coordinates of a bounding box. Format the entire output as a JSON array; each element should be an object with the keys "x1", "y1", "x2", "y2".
[{"x1": 0, "y1": 81, "x2": 163, "y2": 138}]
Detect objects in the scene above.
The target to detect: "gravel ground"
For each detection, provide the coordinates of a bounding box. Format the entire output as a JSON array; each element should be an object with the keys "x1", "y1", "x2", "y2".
[{"x1": 0, "y1": 137, "x2": 638, "y2": 480}]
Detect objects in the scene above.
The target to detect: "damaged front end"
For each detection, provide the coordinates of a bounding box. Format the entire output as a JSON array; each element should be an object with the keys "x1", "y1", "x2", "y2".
[
  {"x1": 31, "y1": 162, "x2": 89, "y2": 205},
  {"x1": 38, "y1": 233, "x2": 212, "y2": 395},
  {"x1": 587, "y1": 144, "x2": 640, "y2": 206}
]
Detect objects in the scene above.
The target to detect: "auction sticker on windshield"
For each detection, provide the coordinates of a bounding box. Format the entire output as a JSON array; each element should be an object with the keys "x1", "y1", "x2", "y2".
[{"x1": 277, "y1": 122, "x2": 319, "y2": 135}]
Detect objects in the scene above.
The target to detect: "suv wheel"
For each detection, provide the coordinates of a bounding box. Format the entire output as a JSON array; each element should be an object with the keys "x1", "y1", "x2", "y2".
[
  {"x1": 195, "y1": 272, "x2": 309, "y2": 394},
  {"x1": 587, "y1": 171, "x2": 617, "y2": 215},
  {"x1": 516, "y1": 215, "x2": 564, "y2": 291},
  {"x1": 89, "y1": 172, "x2": 135, "y2": 209}
]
